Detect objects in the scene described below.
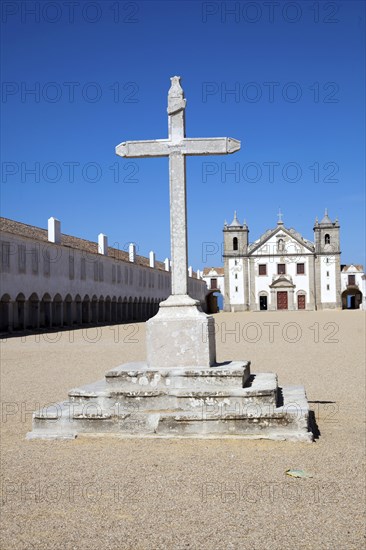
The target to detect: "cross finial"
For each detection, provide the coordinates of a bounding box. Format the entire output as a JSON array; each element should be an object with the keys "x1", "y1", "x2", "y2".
[
  {"x1": 168, "y1": 76, "x2": 186, "y2": 115},
  {"x1": 277, "y1": 208, "x2": 283, "y2": 224},
  {"x1": 169, "y1": 75, "x2": 183, "y2": 95},
  {"x1": 325, "y1": 207, "x2": 328, "y2": 216}
]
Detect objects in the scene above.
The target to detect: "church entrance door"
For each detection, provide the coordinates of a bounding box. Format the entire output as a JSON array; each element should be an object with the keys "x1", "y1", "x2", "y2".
[
  {"x1": 297, "y1": 295, "x2": 306, "y2": 310},
  {"x1": 277, "y1": 291, "x2": 288, "y2": 310},
  {"x1": 259, "y1": 296, "x2": 267, "y2": 310}
]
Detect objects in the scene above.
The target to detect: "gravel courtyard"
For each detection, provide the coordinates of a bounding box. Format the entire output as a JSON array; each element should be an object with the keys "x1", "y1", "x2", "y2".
[{"x1": 1, "y1": 310, "x2": 365, "y2": 550}]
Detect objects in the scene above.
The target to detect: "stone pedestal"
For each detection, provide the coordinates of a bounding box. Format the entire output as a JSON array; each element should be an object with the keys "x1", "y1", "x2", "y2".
[
  {"x1": 27, "y1": 297, "x2": 313, "y2": 442},
  {"x1": 146, "y1": 295, "x2": 216, "y2": 368}
]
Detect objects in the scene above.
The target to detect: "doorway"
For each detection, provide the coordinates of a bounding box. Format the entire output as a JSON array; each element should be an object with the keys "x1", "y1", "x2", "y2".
[
  {"x1": 342, "y1": 289, "x2": 362, "y2": 309},
  {"x1": 259, "y1": 296, "x2": 267, "y2": 310},
  {"x1": 277, "y1": 291, "x2": 288, "y2": 310}
]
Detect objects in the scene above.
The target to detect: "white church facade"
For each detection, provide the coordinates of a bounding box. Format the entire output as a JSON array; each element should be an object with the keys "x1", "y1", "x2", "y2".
[{"x1": 222, "y1": 210, "x2": 343, "y2": 312}]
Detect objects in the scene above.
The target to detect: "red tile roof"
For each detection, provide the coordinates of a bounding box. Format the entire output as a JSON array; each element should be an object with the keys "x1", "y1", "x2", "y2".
[
  {"x1": 202, "y1": 267, "x2": 224, "y2": 276},
  {"x1": 341, "y1": 264, "x2": 364, "y2": 273}
]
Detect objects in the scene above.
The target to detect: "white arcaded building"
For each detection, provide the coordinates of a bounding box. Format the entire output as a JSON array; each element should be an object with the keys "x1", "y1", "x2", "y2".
[
  {"x1": 222, "y1": 210, "x2": 342, "y2": 311},
  {"x1": 0, "y1": 217, "x2": 207, "y2": 332},
  {"x1": 340, "y1": 264, "x2": 365, "y2": 310},
  {"x1": 202, "y1": 267, "x2": 225, "y2": 312}
]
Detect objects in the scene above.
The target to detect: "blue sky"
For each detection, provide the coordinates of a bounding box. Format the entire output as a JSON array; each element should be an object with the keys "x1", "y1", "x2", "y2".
[{"x1": 1, "y1": 0, "x2": 365, "y2": 270}]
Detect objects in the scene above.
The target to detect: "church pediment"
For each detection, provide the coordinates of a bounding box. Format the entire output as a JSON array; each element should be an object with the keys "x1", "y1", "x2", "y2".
[
  {"x1": 248, "y1": 225, "x2": 314, "y2": 256},
  {"x1": 269, "y1": 275, "x2": 295, "y2": 288}
]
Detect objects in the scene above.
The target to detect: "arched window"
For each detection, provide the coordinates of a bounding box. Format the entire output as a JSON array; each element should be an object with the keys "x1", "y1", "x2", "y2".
[
  {"x1": 325, "y1": 234, "x2": 330, "y2": 245},
  {"x1": 233, "y1": 237, "x2": 238, "y2": 251}
]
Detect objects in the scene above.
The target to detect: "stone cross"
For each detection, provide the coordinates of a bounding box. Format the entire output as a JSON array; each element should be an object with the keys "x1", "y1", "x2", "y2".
[
  {"x1": 116, "y1": 76, "x2": 240, "y2": 298},
  {"x1": 277, "y1": 208, "x2": 283, "y2": 223}
]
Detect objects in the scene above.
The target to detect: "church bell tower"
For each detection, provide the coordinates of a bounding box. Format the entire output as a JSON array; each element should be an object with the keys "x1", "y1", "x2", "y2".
[
  {"x1": 223, "y1": 211, "x2": 249, "y2": 255},
  {"x1": 223, "y1": 212, "x2": 249, "y2": 311},
  {"x1": 313, "y1": 209, "x2": 341, "y2": 309}
]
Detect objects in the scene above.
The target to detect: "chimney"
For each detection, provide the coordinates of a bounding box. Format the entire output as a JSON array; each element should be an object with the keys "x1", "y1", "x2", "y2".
[
  {"x1": 98, "y1": 233, "x2": 108, "y2": 255},
  {"x1": 48, "y1": 217, "x2": 61, "y2": 244},
  {"x1": 164, "y1": 258, "x2": 170, "y2": 271},
  {"x1": 129, "y1": 243, "x2": 136, "y2": 262},
  {"x1": 149, "y1": 251, "x2": 155, "y2": 268},
  {"x1": 188, "y1": 266, "x2": 193, "y2": 277}
]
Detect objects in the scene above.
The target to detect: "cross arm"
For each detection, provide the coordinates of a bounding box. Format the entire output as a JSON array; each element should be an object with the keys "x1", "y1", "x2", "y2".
[
  {"x1": 183, "y1": 137, "x2": 241, "y2": 156},
  {"x1": 116, "y1": 139, "x2": 170, "y2": 158}
]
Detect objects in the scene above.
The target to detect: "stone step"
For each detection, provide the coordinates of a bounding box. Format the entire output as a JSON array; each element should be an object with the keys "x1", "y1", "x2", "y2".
[
  {"x1": 155, "y1": 385, "x2": 311, "y2": 440},
  {"x1": 29, "y1": 401, "x2": 160, "y2": 438},
  {"x1": 27, "y1": 385, "x2": 312, "y2": 442},
  {"x1": 104, "y1": 360, "x2": 251, "y2": 390},
  {"x1": 67, "y1": 372, "x2": 278, "y2": 410}
]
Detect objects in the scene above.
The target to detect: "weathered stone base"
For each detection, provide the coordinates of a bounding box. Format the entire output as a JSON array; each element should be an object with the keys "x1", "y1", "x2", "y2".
[
  {"x1": 316, "y1": 303, "x2": 341, "y2": 310},
  {"x1": 27, "y1": 361, "x2": 313, "y2": 442},
  {"x1": 146, "y1": 295, "x2": 216, "y2": 368},
  {"x1": 225, "y1": 304, "x2": 248, "y2": 313}
]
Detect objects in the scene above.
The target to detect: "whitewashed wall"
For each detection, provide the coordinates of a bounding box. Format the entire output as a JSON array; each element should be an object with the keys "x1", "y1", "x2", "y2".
[
  {"x1": 320, "y1": 257, "x2": 337, "y2": 303},
  {"x1": 340, "y1": 266, "x2": 364, "y2": 293},
  {"x1": 0, "y1": 232, "x2": 207, "y2": 305},
  {"x1": 202, "y1": 270, "x2": 225, "y2": 296},
  {"x1": 228, "y1": 258, "x2": 244, "y2": 305}
]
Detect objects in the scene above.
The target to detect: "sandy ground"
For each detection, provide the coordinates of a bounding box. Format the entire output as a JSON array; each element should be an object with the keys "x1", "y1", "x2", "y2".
[{"x1": 1, "y1": 310, "x2": 365, "y2": 550}]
